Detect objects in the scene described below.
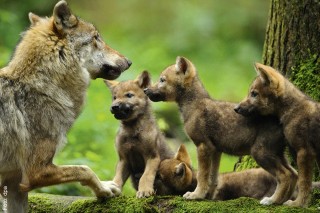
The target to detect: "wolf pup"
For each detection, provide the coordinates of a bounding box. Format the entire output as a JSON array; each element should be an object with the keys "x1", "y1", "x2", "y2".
[
  {"x1": 144, "y1": 56, "x2": 297, "y2": 205},
  {"x1": 0, "y1": 1, "x2": 131, "y2": 212},
  {"x1": 235, "y1": 63, "x2": 320, "y2": 207},
  {"x1": 105, "y1": 71, "x2": 173, "y2": 198},
  {"x1": 159, "y1": 144, "x2": 293, "y2": 200}
]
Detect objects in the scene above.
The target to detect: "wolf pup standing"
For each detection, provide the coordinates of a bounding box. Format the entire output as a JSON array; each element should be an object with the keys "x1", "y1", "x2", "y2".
[
  {"x1": 235, "y1": 63, "x2": 320, "y2": 207},
  {"x1": 105, "y1": 71, "x2": 174, "y2": 198},
  {"x1": 0, "y1": 1, "x2": 131, "y2": 212},
  {"x1": 144, "y1": 56, "x2": 297, "y2": 205}
]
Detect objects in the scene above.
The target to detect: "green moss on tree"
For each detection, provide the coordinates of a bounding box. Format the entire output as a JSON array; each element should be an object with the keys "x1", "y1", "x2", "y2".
[{"x1": 290, "y1": 54, "x2": 320, "y2": 102}]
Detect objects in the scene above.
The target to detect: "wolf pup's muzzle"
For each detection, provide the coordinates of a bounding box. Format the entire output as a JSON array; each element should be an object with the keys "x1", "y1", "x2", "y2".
[
  {"x1": 110, "y1": 103, "x2": 133, "y2": 120},
  {"x1": 234, "y1": 104, "x2": 256, "y2": 117},
  {"x1": 144, "y1": 88, "x2": 165, "y2": 102}
]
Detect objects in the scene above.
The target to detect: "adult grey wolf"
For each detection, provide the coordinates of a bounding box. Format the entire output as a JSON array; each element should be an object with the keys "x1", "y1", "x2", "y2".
[
  {"x1": 235, "y1": 63, "x2": 320, "y2": 207},
  {"x1": 0, "y1": 1, "x2": 131, "y2": 212},
  {"x1": 144, "y1": 56, "x2": 297, "y2": 205},
  {"x1": 105, "y1": 71, "x2": 173, "y2": 198}
]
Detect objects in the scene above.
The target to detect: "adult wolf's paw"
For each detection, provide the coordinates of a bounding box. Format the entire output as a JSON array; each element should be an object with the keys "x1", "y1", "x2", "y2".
[
  {"x1": 183, "y1": 191, "x2": 205, "y2": 200},
  {"x1": 97, "y1": 181, "x2": 121, "y2": 197},
  {"x1": 260, "y1": 196, "x2": 274, "y2": 205},
  {"x1": 283, "y1": 199, "x2": 305, "y2": 207},
  {"x1": 136, "y1": 189, "x2": 155, "y2": 198}
]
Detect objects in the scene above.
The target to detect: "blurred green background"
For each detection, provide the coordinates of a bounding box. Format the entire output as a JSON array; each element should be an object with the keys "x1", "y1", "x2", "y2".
[{"x1": 0, "y1": 0, "x2": 269, "y2": 196}]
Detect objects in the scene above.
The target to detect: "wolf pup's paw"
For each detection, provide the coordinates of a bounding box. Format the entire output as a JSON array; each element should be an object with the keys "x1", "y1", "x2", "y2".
[
  {"x1": 260, "y1": 196, "x2": 274, "y2": 205},
  {"x1": 183, "y1": 191, "x2": 206, "y2": 200},
  {"x1": 98, "y1": 181, "x2": 121, "y2": 197},
  {"x1": 136, "y1": 189, "x2": 155, "y2": 198}
]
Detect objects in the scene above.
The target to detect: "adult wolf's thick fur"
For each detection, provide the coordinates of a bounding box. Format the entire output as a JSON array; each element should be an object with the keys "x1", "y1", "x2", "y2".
[
  {"x1": 0, "y1": 1, "x2": 131, "y2": 212},
  {"x1": 235, "y1": 63, "x2": 320, "y2": 207},
  {"x1": 144, "y1": 56, "x2": 297, "y2": 206}
]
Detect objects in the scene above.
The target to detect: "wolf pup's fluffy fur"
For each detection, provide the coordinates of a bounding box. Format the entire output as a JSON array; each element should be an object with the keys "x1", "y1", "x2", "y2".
[
  {"x1": 105, "y1": 71, "x2": 173, "y2": 198},
  {"x1": 0, "y1": 1, "x2": 131, "y2": 212},
  {"x1": 144, "y1": 56, "x2": 297, "y2": 205},
  {"x1": 235, "y1": 63, "x2": 320, "y2": 207}
]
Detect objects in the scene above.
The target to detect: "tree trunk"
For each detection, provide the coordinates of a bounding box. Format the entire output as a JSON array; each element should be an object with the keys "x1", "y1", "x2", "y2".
[{"x1": 235, "y1": 0, "x2": 320, "y2": 172}]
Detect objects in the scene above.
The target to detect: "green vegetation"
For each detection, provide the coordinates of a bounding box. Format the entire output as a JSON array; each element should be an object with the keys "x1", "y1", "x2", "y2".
[
  {"x1": 28, "y1": 193, "x2": 319, "y2": 212},
  {"x1": 1, "y1": 0, "x2": 268, "y2": 196}
]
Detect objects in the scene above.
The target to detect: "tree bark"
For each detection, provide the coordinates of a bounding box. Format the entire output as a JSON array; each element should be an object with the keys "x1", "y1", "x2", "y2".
[
  {"x1": 235, "y1": 0, "x2": 320, "y2": 171},
  {"x1": 263, "y1": 0, "x2": 320, "y2": 100}
]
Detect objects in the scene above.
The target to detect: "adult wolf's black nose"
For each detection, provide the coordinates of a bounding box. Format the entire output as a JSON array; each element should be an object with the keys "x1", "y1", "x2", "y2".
[
  {"x1": 126, "y1": 58, "x2": 132, "y2": 67},
  {"x1": 143, "y1": 88, "x2": 149, "y2": 94}
]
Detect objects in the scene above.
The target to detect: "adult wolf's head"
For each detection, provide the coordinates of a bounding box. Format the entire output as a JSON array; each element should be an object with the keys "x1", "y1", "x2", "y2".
[
  {"x1": 13, "y1": 1, "x2": 131, "y2": 81},
  {"x1": 234, "y1": 63, "x2": 285, "y2": 116},
  {"x1": 52, "y1": 1, "x2": 131, "y2": 80}
]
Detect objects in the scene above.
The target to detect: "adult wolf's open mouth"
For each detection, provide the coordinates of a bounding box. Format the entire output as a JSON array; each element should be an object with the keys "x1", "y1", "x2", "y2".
[{"x1": 96, "y1": 64, "x2": 122, "y2": 80}]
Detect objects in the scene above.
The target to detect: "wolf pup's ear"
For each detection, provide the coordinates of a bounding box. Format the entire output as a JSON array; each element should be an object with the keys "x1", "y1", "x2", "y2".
[
  {"x1": 175, "y1": 144, "x2": 192, "y2": 167},
  {"x1": 53, "y1": 0, "x2": 78, "y2": 32},
  {"x1": 29, "y1": 13, "x2": 42, "y2": 26},
  {"x1": 136, "y1": 70, "x2": 151, "y2": 89},
  {"x1": 175, "y1": 163, "x2": 186, "y2": 177},
  {"x1": 104, "y1": 80, "x2": 119, "y2": 90},
  {"x1": 175, "y1": 56, "x2": 196, "y2": 85},
  {"x1": 254, "y1": 63, "x2": 285, "y2": 95}
]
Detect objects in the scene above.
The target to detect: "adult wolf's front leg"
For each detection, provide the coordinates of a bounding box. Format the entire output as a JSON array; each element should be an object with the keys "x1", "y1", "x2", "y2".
[
  {"x1": 183, "y1": 143, "x2": 217, "y2": 200},
  {"x1": 136, "y1": 156, "x2": 160, "y2": 198},
  {"x1": 22, "y1": 164, "x2": 120, "y2": 198}
]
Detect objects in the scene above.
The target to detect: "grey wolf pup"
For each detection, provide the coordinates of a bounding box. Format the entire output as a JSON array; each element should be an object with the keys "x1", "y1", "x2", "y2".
[
  {"x1": 235, "y1": 63, "x2": 320, "y2": 207},
  {"x1": 144, "y1": 56, "x2": 297, "y2": 205},
  {"x1": 159, "y1": 144, "x2": 299, "y2": 200},
  {"x1": 105, "y1": 71, "x2": 173, "y2": 198},
  {"x1": 0, "y1": 1, "x2": 131, "y2": 212}
]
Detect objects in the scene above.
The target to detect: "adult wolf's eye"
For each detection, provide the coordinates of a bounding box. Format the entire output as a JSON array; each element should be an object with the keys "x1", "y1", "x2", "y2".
[
  {"x1": 94, "y1": 34, "x2": 101, "y2": 41},
  {"x1": 113, "y1": 96, "x2": 117, "y2": 100},
  {"x1": 126, "y1": 93, "x2": 134, "y2": 98},
  {"x1": 250, "y1": 91, "x2": 258, "y2": 98},
  {"x1": 159, "y1": 77, "x2": 166, "y2": 83}
]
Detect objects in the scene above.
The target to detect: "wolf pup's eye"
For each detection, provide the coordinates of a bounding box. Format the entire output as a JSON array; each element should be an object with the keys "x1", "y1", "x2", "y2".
[
  {"x1": 126, "y1": 93, "x2": 134, "y2": 98},
  {"x1": 250, "y1": 91, "x2": 258, "y2": 98}
]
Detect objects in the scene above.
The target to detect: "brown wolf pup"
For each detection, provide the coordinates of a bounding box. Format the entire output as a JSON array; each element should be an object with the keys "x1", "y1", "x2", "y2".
[
  {"x1": 159, "y1": 144, "x2": 291, "y2": 200},
  {"x1": 235, "y1": 63, "x2": 320, "y2": 207},
  {"x1": 105, "y1": 71, "x2": 174, "y2": 198},
  {"x1": 0, "y1": 1, "x2": 131, "y2": 212},
  {"x1": 144, "y1": 56, "x2": 297, "y2": 205}
]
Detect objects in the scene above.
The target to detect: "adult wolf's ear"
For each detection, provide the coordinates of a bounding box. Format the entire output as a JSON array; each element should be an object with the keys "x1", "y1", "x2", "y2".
[
  {"x1": 175, "y1": 56, "x2": 196, "y2": 85},
  {"x1": 53, "y1": 0, "x2": 78, "y2": 32},
  {"x1": 174, "y1": 144, "x2": 192, "y2": 167},
  {"x1": 29, "y1": 13, "x2": 41, "y2": 26},
  {"x1": 104, "y1": 80, "x2": 119, "y2": 91},
  {"x1": 254, "y1": 63, "x2": 285, "y2": 95},
  {"x1": 136, "y1": 70, "x2": 151, "y2": 89}
]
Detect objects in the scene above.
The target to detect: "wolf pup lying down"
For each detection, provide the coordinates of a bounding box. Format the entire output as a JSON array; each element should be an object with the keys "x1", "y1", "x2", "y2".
[
  {"x1": 0, "y1": 1, "x2": 131, "y2": 212},
  {"x1": 105, "y1": 71, "x2": 174, "y2": 198},
  {"x1": 235, "y1": 63, "x2": 320, "y2": 207},
  {"x1": 144, "y1": 56, "x2": 297, "y2": 205}
]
